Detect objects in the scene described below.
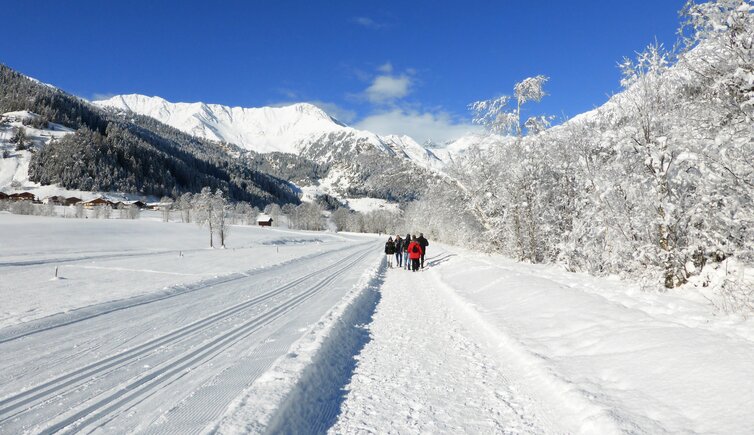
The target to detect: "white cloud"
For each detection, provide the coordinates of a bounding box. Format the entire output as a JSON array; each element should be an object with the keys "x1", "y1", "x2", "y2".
[
  {"x1": 355, "y1": 109, "x2": 481, "y2": 144},
  {"x1": 377, "y1": 62, "x2": 393, "y2": 74},
  {"x1": 365, "y1": 74, "x2": 412, "y2": 104},
  {"x1": 352, "y1": 16, "x2": 385, "y2": 29}
]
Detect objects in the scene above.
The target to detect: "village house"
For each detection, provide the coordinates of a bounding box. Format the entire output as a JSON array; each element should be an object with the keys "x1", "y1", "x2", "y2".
[
  {"x1": 82, "y1": 197, "x2": 115, "y2": 208},
  {"x1": 64, "y1": 197, "x2": 82, "y2": 206},
  {"x1": 0, "y1": 192, "x2": 8, "y2": 201},
  {"x1": 9, "y1": 192, "x2": 35, "y2": 201},
  {"x1": 123, "y1": 200, "x2": 146, "y2": 209},
  {"x1": 257, "y1": 214, "x2": 274, "y2": 227}
]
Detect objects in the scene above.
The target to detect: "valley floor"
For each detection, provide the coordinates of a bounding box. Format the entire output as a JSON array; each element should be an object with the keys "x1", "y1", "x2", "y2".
[{"x1": 1, "y1": 213, "x2": 753, "y2": 434}]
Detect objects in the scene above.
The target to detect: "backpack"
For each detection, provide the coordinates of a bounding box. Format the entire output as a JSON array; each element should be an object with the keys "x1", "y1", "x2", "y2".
[{"x1": 411, "y1": 244, "x2": 419, "y2": 254}]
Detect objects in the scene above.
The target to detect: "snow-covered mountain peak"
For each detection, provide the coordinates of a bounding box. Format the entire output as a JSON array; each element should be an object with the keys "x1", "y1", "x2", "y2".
[
  {"x1": 93, "y1": 94, "x2": 346, "y2": 154},
  {"x1": 93, "y1": 94, "x2": 461, "y2": 174}
]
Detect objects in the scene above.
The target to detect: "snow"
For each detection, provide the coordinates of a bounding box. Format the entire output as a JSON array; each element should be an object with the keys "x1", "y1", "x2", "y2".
[
  {"x1": 93, "y1": 94, "x2": 465, "y2": 171},
  {"x1": 3, "y1": 213, "x2": 751, "y2": 433},
  {"x1": 94, "y1": 94, "x2": 350, "y2": 155},
  {"x1": 332, "y1": 243, "x2": 754, "y2": 433},
  {"x1": 212, "y1": 255, "x2": 383, "y2": 434},
  {"x1": 296, "y1": 166, "x2": 400, "y2": 213},
  {"x1": 382, "y1": 134, "x2": 445, "y2": 171},
  {"x1": 0, "y1": 111, "x2": 74, "y2": 196},
  {"x1": 0, "y1": 213, "x2": 363, "y2": 329},
  {"x1": 431, "y1": 132, "x2": 507, "y2": 164},
  {"x1": 345, "y1": 197, "x2": 400, "y2": 214},
  {"x1": 0, "y1": 213, "x2": 383, "y2": 433},
  {"x1": 330, "y1": 261, "x2": 556, "y2": 434}
]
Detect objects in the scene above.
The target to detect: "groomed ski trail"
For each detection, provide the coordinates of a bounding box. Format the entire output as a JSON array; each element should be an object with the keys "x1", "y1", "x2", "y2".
[{"x1": 0, "y1": 240, "x2": 381, "y2": 434}]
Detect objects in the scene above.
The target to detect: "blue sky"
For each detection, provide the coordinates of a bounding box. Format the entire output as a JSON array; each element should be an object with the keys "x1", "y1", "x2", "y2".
[{"x1": 2, "y1": 0, "x2": 686, "y2": 143}]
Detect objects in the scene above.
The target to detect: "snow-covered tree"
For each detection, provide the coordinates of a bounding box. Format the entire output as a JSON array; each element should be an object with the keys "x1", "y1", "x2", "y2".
[
  {"x1": 330, "y1": 207, "x2": 351, "y2": 232},
  {"x1": 178, "y1": 192, "x2": 193, "y2": 223},
  {"x1": 194, "y1": 187, "x2": 220, "y2": 248},
  {"x1": 160, "y1": 196, "x2": 174, "y2": 222},
  {"x1": 10, "y1": 126, "x2": 28, "y2": 150}
]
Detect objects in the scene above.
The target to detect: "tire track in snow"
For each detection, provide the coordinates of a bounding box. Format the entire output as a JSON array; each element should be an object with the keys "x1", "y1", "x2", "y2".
[{"x1": 0, "y1": 244, "x2": 374, "y2": 431}]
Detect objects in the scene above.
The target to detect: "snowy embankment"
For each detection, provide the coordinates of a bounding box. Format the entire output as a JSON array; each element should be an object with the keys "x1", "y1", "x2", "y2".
[
  {"x1": 332, "y1": 244, "x2": 754, "y2": 434},
  {"x1": 211, "y1": 257, "x2": 383, "y2": 434}
]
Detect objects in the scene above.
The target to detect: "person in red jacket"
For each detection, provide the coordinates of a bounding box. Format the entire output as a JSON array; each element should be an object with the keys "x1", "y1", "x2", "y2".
[{"x1": 407, "y1": 236, "x2": 423, "y2": 272}]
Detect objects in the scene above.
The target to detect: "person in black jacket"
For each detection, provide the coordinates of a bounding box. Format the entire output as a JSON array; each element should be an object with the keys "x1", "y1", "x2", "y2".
[
  {"x1": 384, "y1": 237, "x2": 396, "y2": 268},
  {"x1": 393, "y1": 235, "x2": 403, "y2": 268},
  {"x1": 417, "y1": 233, "x2": 429, "y2": 269}
]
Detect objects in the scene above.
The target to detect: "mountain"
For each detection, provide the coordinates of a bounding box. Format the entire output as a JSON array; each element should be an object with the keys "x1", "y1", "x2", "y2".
[
  {"x1": 94, "y1": 94, "x2": 452, "y2": 202},
  {"x1": 94, "y1": 95, "x2": 345, "y2": 155},
  {"x1": 0, "y1": 64, "x2": 299, "y2": 206},
  {"x1": 382, "y1": 135, "x2": 445, "y2": 171},
  {"x1": 93, "y1": 94, "x2": 446, "y2": 171}
]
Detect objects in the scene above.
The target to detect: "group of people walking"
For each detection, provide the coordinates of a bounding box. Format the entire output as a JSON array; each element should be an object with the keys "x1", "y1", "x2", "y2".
[{"x1": 384, "y1": 233, "x2": 429, "y2": 272}]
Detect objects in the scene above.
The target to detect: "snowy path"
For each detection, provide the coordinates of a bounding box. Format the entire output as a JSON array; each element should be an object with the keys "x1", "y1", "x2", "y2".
[
  {"x1": 330, "y1": 253, "x2": 560, "y2": 434},
  {"x1": 332, "y1": 243, "x2": 754, "y2": 434},
  {"x1": 0, "y1": 239, "x2": 381, "y2": 434}
]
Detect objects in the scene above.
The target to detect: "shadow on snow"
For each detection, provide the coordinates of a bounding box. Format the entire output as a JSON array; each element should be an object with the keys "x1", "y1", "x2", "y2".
[{"x1": 264, "y1": 262, "x2": 385, "y2": 434}]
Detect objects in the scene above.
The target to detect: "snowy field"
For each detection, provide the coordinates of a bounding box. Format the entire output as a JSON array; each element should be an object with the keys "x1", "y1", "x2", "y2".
[
  {"x1": 2, "y1": 213, "x2": 753, "y2": 434},
  {"x1": 0, "y1": 213, "x2": 382, "y2": 433}
]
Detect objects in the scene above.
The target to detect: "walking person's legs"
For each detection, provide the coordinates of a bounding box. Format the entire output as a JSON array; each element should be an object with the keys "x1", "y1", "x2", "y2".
[{"x1": 421, "y1": 251, "x2": 425, "y2": 269}]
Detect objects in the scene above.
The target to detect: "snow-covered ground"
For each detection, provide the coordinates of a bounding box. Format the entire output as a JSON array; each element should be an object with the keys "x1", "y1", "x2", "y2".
[
  {"x1": 332, "y1": 244, "x2": 754, "y2": 434},
  {"x1": 0, "y1": 111, "x2": 76, "y2": 198},
  {"x1": 3, "y1": 214, "x2": 752, "y2": 434},
  {"x1": 0, "y1": 213, "x2": 369, "y2": 328},
  {"x1": 0, "y1": 213, "x2": 383, "y2": 433}
]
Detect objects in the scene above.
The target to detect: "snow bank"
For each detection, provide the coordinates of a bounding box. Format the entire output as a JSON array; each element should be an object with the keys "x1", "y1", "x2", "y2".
[
  {"x1": 431, "y1": 244, "x2": 754, "y2": 433},
  {"x1": 208, "y1": 257, "x2": 384, "y2": 434}
]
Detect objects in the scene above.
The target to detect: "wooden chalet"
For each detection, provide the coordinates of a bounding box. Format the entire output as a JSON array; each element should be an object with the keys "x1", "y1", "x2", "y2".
[
  {"x1": 82, "y1": 197, "x2": 115, "y2": 208},
  {"x1": 64, "y1": 197, "x2": 82, "y2": 206},
  {"x1": 0, "y1": 192, "x2": 8, "y2": 201},
  {"x1": 257, "y1": 214, "x2": 274, "y2": 227},
  {"x1": 9, "y1": 192, "x2": 35, "y2": 201},
  {"x1": 124, "y1": 200, "x2": 146, "y2": 209}
]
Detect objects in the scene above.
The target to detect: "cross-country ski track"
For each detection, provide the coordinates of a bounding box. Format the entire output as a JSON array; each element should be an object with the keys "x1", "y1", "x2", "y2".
[{"x1": 0, "y1": 236, "x2": 382, "y2": 434}]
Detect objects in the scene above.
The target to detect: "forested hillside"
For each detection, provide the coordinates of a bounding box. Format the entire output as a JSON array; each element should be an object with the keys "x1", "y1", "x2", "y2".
[{"x1": 0, "y1": 65, "x2": 298, "y2": 206}]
